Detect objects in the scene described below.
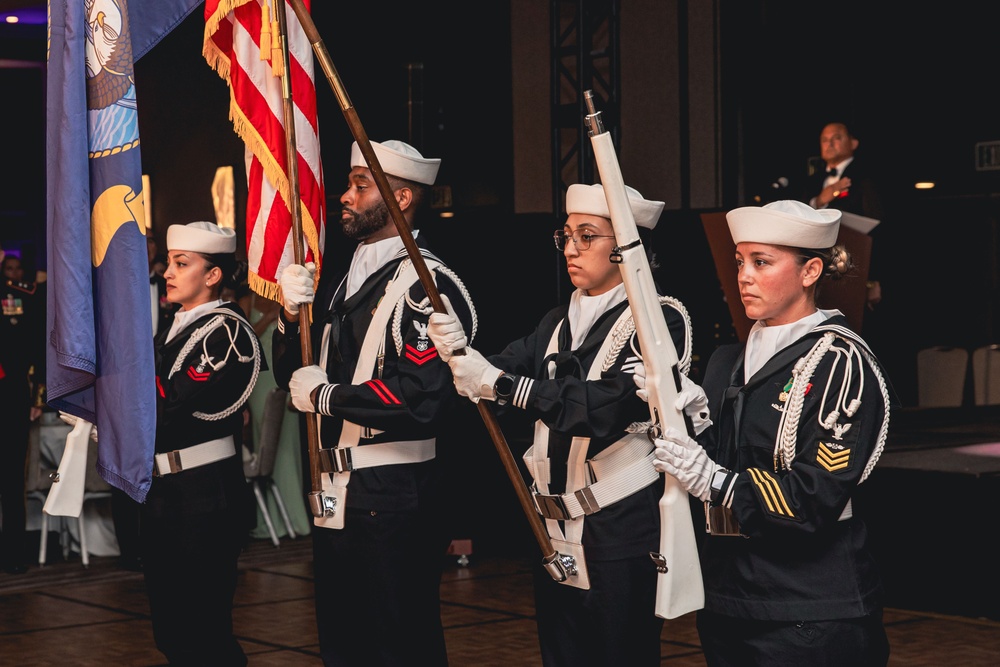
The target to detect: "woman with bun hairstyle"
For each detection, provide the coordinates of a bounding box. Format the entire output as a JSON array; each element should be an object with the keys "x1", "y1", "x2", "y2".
[
  {"x1": 142, "y1": 220, "x2": 262, "y2": 666},
  {"x1": 651, "y1": 200, "x2": 894, "y2": 666}
]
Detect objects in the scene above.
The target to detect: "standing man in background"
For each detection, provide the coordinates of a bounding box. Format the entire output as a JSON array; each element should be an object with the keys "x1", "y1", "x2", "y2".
[
  {"x1": 802, "y1": 121, "x2": 886, "y2": 313},
  {"x1": 147, "y1": 232, "x2": 175, "y2": 338},
  {"x1": 0, "y1": 247, "x2": 45, "y2": 574}
]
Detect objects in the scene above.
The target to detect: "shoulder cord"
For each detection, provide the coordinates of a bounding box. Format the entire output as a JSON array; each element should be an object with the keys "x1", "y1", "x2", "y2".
[
  {"x1": 660, "y1": 294, "x2": 694, "y2": 376},
  {"x1": 603, "y1": 315, "x2": 634, "y2": 373},
  {"x1": 774, "y1": 332, "x2": 835, "y2": 471},
  {"x1": 167, "y1": 313, "x2": 262, "y2": 421},
  {"x1": 168, "y1": 315, "x2": 226, "y2": 379},
  {"x1": 817, "y1": 344, "x2": 864, "y2": 429},
  {"x1": 624, "y1": 295, "x2": 694, "y2": 377},
  {"x1": 854, "y1": 342, "x2": 890, "y2": 481},
  {"x1": 773, "y1": 331, "x2": 890, "y2": 483},
  {"x1": 203, "y1": 318, "x2": 253, "y2": 369},
  {"x1": 390, "y1": 260, "x2": 479, "y2": 356}
]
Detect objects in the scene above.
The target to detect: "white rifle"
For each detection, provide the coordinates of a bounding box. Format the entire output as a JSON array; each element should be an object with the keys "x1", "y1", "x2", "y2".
[{"x1": 584, "y1": 90, "x2": 705, "y2": 619}]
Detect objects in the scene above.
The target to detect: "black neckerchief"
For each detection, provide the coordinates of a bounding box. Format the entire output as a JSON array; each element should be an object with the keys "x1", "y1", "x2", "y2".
[{"x1": 541, "y1": 298, "x2": 629, "y2": 380}]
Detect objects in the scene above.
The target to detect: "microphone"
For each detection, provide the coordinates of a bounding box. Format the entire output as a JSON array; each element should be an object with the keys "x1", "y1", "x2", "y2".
[{"x1": 771, "y1": 176, "x2": 789, "y2": 189}]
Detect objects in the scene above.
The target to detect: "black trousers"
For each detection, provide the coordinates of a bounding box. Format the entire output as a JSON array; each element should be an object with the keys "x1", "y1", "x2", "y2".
[
  {"x1": 141, "y1": 507, "x2": 249, "y2": 666},
  {"x1": 110, "y1": 486, "x2": 142, "y2": 568},
  {"x1": 313, "y1": 505, "x2": 450, "y2": 667},
  {"x1": 533, "y1": 553, "x2": 664, "y2": 667},
  {"x1": 697, "y1": 608, "x2": 890, "y2": 667}
]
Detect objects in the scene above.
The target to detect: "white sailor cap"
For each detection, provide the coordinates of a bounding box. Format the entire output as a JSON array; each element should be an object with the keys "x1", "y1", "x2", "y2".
[
  {"x1": 166, "y1": 220, "x2": 236, "y2": 254},
  {"x1": 566, "y1": 183, "x2": 664, "y2": 230},
  {"x1": 726, "y1": 199, "x2": 841, "y2": 249},
  {"x1": 350, "y1": 139, "x2": 441, "y2": 185}
]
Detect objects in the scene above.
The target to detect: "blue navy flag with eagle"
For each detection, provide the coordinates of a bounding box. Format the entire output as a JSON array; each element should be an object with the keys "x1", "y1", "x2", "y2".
[{"x1": 45, "y1": 0, "x2": 202, "y2": 502}]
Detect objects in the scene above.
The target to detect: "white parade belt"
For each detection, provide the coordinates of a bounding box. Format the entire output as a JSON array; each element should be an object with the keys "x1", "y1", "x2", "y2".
[
  {"x1": 153, "y1": 435, "x2": 236, "y2": 476},
  {"x1": 318, "y1": 438, "x2": 435, "y2": 473},
  {"x1": 528, "y1": 435, "x2": 659, "y2": 521}
]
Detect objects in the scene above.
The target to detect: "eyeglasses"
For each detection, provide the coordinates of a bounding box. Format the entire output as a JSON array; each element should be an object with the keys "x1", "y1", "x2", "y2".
[{"x1": 553, "y1": 230, "x2": 617, "y2": 252}]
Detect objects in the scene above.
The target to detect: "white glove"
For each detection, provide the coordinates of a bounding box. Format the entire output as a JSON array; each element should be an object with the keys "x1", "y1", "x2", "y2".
[
  {"x1": 58, "y1": 411, "x2": 98, "y2": 443},
  {"x1": 652, "y1": 426, "x2": 724, "y2": 502},
  {"x1": 633, "y1": 365, "x2": 712, "y2": 436},
  {"x1": 448, "y1": 347, "x2": 503, "y2": 403},
  {"x1": 676, "y1": 373, "x2": 712, "y2": 436},
  {"x1": 289, "y1": 365, "x2": 328, "y2": 413},
  {"x1": 427, "y1": 294, "x2": 466, "y2": 363},
  {"x1": 278, "y1": 262, "x2": 316, "y2": 316},
  {"x1": 633, "y1": 362, "x2": 653, "y2": 404}
]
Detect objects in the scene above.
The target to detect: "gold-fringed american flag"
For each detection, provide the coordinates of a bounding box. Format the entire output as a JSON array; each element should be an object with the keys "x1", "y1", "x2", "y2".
[{"x1": 203, "y1": 0, "x2": 325, "y2": 300}]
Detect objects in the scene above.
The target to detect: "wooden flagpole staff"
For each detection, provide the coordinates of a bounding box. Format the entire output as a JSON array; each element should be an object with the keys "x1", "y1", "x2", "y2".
[
  {"x1": 277, "y1": 0, "x2": 570, "y2": 581},
  {"x1": 271, "y1": 1, "x2": 322, "y2": 504}
]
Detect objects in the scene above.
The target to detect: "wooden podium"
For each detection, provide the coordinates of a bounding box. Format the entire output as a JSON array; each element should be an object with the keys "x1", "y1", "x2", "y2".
[{"x1": 700, "y1": 211, "x2": 873, "y2": 342}]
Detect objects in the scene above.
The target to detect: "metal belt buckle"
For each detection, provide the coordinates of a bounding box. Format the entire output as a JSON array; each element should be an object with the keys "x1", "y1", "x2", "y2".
[
  {"x1": 318, "y1": 447, "x2": 353, "y2": 473},
  {"x1": 534, "y1": 493, "x2": 570, "y2": 520},
  {"x1": 307, "y1": 490, "x2": 339, "y2": 518},
  {"x1": 154, "y1": 450, "x2": 183, "y2": 477},
  {"x1": 704, "y1": 502, "x2": 744, "y2": 537},
  {"x1": 573, "y1": 487, "x2": 600, "y2": 515}
]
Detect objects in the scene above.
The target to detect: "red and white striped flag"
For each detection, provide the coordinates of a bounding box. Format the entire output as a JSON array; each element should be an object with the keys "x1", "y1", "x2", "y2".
[{"x1": 203, "y1": 0, "x2": 325, "y2": 300}]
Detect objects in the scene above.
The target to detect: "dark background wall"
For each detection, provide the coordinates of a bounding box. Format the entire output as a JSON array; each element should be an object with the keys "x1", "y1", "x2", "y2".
[
  {"x1": 720, "y1": 2, "x2": 1000, "y2": 405},
  {"x1": 6, "y1": 2, "x2": 1000, "y2": 406},
  {"x1": 3, "y1": 0, "x2": 1000, "y2": 559}
]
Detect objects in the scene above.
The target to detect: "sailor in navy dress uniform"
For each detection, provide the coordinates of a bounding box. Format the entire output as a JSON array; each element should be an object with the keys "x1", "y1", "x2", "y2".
[
  {"x1": 0, "y1": 251, "x2": 45, "y2": 574},
  {"x1": 272, "y1": 140, "x2": 477, "y2": 666},
  {"x1": 428, "y1": 183, "x2": 704, "y2": 667},
  {"x1": 650, "y1": 200, "x2": 893, "y2": 666},
  {"x1": 143, "y1": 221, "x2": 261, "y2": 666}
]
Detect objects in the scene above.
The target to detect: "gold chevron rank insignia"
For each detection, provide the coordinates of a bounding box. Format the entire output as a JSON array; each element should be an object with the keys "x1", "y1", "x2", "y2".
[
  {"x1": 817, "y1": 442, "x2": 852, "y2": 473},
  {"x1": 746, "y1": 468, "x2": 797, "y2": 520}
]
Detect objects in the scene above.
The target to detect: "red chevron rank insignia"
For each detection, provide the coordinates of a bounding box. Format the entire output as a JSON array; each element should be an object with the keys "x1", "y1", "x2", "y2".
[
  {"x1": 405, "y1": 343, "x2": 439, "y2": 366},
  {"x1": 187, "y1": 366, "x2": 211, "y2": 382},
  {"x1": 365, "y1": 378, "x2": 402, "y2": 405}
]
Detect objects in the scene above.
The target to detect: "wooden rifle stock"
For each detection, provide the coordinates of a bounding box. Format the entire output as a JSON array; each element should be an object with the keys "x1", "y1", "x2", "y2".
[
  {"x1": 584, "y1": 91, "x2": 705, "y2": 618},
  {"x1": 284, "y1": 0, "x2": 569, "y2": 581}
]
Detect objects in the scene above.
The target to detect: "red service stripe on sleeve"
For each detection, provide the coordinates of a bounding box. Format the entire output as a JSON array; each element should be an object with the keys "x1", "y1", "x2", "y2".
[
  {"x1": 155, "y1": 376, "x2": 165, "y2": 398},
  {"x1": 364, "y1": 379, "x2": 402, "y2": 405},
  {"x1": 187, "y1": 367, "x2": 211, "y2": 382},
  {"x1": 405, "y1": 344, "x2": 439, "y2": 365}
]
